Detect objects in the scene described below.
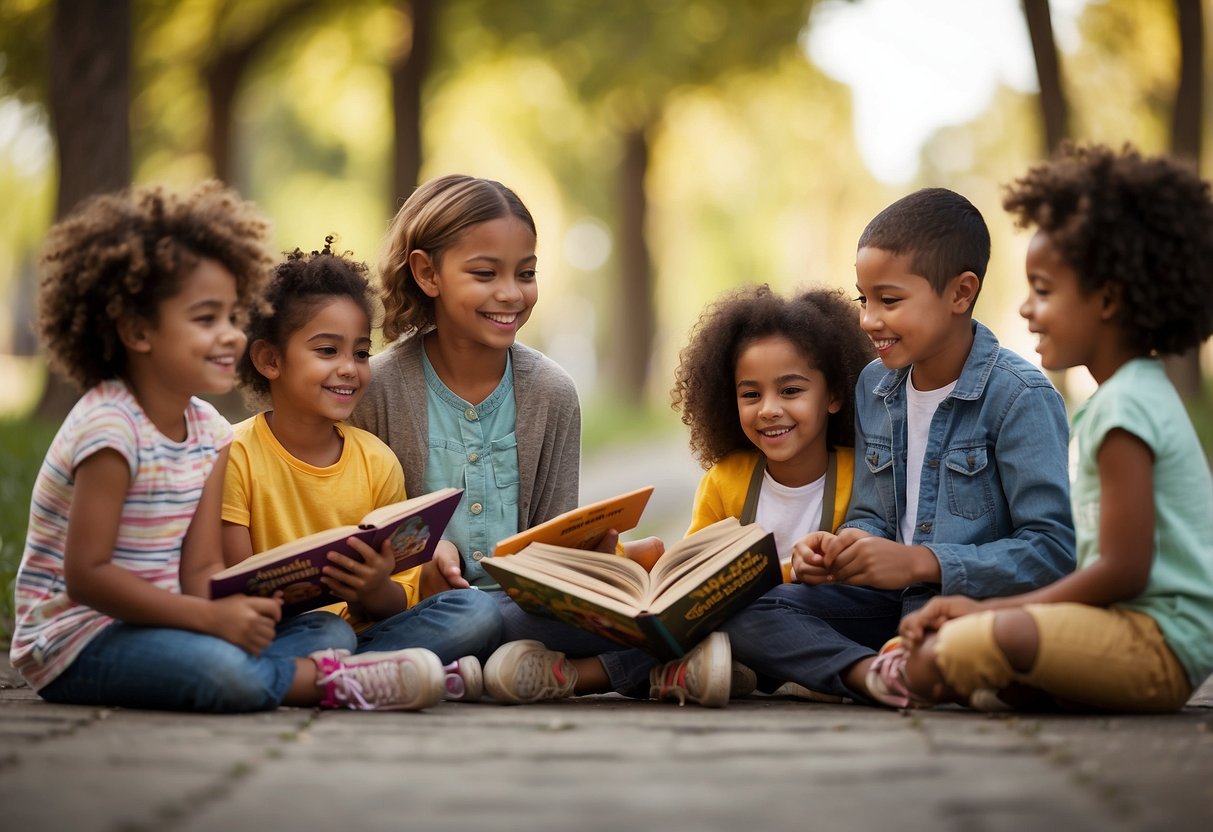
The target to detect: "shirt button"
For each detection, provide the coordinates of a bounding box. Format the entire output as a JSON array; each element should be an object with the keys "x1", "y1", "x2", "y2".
[
  {"x1": 464, "y1": 407, "x2": 478, "y2": 421},
  {"x1": 927, "y1": 459, "x2": 939, "y2": 468},
  {"x1": 468, "y1": 452, "x2": 479, "y2": 463},
  {"x1": 470, "y1": 502, "x2": 483, "y2": 515},
  {"x1": 472, "y1": 550, "x2": 485, "y2": 561},
  {"x1": 918, "y1": 522, "x2": 932, "y2": 533}
]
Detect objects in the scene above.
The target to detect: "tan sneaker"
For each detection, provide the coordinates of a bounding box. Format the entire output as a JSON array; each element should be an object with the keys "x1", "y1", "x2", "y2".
[
  {"x1": 730, "y1": 661, "x2": 758, "y2": 698},
  {"x1": 443, "y1": 656, "x2": 484, "y2": 702},
  {"x1": 311, "y1": 648, "x2": 445, "y2": 711},
  {"x1": 650, "y1": 631, "x2": 731, "y2": 708},
  {"x1": 484, "y1": 640, "x2": 578, "y2": 704}
]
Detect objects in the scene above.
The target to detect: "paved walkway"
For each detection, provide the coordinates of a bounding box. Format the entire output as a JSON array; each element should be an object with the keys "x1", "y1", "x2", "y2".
[{"x1": 3, "y1": 438, "x2": 1212, "y2": 830}]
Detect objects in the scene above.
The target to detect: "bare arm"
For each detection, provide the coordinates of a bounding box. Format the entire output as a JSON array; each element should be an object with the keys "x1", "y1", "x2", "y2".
[{"x1": 180, "y1": 448, "x2": 233, "y2": 597}]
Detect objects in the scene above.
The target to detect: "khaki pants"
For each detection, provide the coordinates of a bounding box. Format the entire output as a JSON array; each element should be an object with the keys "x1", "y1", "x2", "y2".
[{"x1": 933, "y1": 604, "x2": 1192, "y2": 713}]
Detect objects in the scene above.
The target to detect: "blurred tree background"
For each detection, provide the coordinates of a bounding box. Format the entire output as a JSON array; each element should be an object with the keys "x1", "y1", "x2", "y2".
[{"x1": 1, "y1": 0, "x2": 1211, "y2": 630}]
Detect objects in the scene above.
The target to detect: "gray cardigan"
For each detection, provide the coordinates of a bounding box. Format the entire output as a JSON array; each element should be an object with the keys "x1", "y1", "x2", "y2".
[{"x1": 351, "y1": 334, "x2": 582, "y2": 530}]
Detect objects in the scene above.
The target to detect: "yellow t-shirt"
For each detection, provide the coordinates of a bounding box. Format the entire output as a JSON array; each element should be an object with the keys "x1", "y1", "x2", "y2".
[{"x1": 221, "y1": 413, "x2": 421, "y2": 626}]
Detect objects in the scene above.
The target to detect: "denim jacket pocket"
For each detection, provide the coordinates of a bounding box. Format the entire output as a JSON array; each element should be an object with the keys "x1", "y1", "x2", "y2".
[
  {"x1": 944, "y1": 445, "x2": 993, "y2": 519},
  {"x1": 861, "y1": 439, "x2": 897, "y2": 521}
]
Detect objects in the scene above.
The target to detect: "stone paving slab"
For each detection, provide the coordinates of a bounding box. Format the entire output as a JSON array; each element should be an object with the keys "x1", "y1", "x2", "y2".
[{"x1": 3, "y1": 682, "x2": 1211, "y2": 832}]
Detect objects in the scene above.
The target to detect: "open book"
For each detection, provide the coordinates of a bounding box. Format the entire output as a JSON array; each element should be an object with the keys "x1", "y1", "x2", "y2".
[
  {"x1": 209, "y1": 487, "x2": 463, "y2": 616},
  {"x1": 482, "y1": 513, "x2": 780, "y2": 660}
]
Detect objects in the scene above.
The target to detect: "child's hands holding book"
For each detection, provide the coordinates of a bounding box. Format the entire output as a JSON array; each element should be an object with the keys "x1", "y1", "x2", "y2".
[
  {"x1": 591, "y1": 529, "x2": 666, "y2": 572},
  {"x1": 322, "y1": 537, "x2": 405, "y2": 619},
  {"x1": 207, "y1": 595, "x2": 282, "y2": 656}
]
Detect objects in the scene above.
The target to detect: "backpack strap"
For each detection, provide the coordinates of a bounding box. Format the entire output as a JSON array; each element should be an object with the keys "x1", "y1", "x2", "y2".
[
  {"x1": 739, "y1": 456, "x2": 766, "y2": 525},
  {"x1": 740, "y1": 450, "x2": 838, "y2": 531},
  {"x1": 817, "y1": 450, "x2": 839, "y2": 532}
]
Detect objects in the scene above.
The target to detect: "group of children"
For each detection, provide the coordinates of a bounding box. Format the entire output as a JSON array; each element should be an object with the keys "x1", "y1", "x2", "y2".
[{"x1": 10, "y1": 143, "x2": 1213, "y2": 716}]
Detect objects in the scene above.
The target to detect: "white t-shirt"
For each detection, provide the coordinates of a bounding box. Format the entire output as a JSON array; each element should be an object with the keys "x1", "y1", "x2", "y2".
[
  {"x1": 755, "y1": 469, "x2": 826, "y2": 567},
  {"x1": 900, "y1": 371, "x2": 956, "y2": 545}
]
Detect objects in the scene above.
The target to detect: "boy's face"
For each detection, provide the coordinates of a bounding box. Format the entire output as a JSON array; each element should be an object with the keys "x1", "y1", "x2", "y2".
[
  {"x1": 1019, "y1": 231, "x2": 1109, "y2": 378},
  {"x1": 854, "y1": 247, "x2": 977, "y2": 390}
]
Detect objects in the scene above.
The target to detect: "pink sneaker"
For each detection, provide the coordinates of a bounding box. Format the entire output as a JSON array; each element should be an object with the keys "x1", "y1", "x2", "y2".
[
  {"x1": 865, "y1": 637, "x2": 929, "y2": 710},
  {"x1": 443, "y1": 656, "x2": 484, "y2": 702},
  {"x1": 310, "y1": 648, "x2": 445, "y2": 711}
]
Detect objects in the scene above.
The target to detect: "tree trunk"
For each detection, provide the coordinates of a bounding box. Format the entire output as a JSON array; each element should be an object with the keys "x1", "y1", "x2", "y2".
[
  {"x1": 1163, "y1": 0, "x2": 1205, "y2": 401},
  {"x1": 389, "y1": 0, "x2": 434, "y2": 207},
  {"x1": 610, "y1": 126, "x2": 656, "y2": 405},
  {"x1": 37, "y1": 0, "x2": 132, "y2": 420},
  {"x1": 1022, "y1": 0, "x2": 1068, "y2": 155}
]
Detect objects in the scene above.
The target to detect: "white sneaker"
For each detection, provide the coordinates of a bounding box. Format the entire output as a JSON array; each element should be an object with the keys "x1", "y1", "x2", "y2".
[
  {"x1": 730, "y1": 661, "x2": 758, "y2": 698},
  {"x1": 650, "y1": 632, "x2": 731, "y2": 708},
  {"x1": 769, "y1": 681, "x2": 845, "y2": 704},
  {"x1": 484, "y1": 640, "x2": 578, "y2": 704},
  {"x1": 311, "y1": 648, "x2": 445, "y2": 711},
  {"x1": 444, "y1": 656, "x2": 484, "y2": 702}
]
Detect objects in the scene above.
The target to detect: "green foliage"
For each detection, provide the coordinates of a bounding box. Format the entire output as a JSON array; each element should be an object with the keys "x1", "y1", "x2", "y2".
[
  {"x1": 0, "y1": 417, "x2": 55, "y2": 639},
  {"x1": 581, "y1": 392, "x2": 682, "y2": 456}
]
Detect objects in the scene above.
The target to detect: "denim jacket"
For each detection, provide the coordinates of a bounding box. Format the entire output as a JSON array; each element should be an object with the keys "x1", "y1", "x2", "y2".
[{"x1": 841, "y1": 320, "x2": 1075, "y2": 598}]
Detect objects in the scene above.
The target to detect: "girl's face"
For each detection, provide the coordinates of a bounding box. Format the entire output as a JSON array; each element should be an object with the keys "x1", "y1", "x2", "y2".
[
  {"x1": 259, "y1": 296, "x2": 372, "y2": 425},
  {"x1": 1019, "y1": 231, "x2": 1112, "y2": 379},
  {"x1": 135, "y1": 257, "x2": 246, "y2": 397},
  {"x1": 734, "y1": 335, "x2": 841, "y2": 488},
  {"x1": 413, "y1": 215, "x2": 538, "y2": 354}
]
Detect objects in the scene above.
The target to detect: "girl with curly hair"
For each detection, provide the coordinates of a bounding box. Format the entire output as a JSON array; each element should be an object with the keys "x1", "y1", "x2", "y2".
[
  {"x1": 10, "y1": 183, "x2": 459, "y2": 711},
  {"x1": 673, "y1": 284, "x2": 874, "y2": 578},
  {"x1": 222, "y1": 238, "x2": 502, "y2": 704},
  {"x1": 895, "y1": 144, "x2": 1213, "y2": 713}
]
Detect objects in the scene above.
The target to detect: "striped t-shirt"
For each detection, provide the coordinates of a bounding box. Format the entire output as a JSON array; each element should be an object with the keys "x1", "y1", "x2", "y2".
[{"x1": 9, "y1": 380, "x2": 232, "y2": 691}]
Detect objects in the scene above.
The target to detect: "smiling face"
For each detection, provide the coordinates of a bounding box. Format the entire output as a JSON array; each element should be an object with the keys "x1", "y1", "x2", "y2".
[
  {"x1": 734, "y1": 335, "x2": 840, "y2": 487},
  {"x1": 854, "y1": 246, "x2": 977, "y2": 390},
  {"x1": 136, "y1": 257, "x2": 247, "y2": 398},
  {"x1": 411, "y1": 215, "x2": 538, "y2": 356},
  {"x1": 1019, "y1": 230, "x2": 1115, "y2": 380},
  {"x1": 259, "y1": 295, "x2": 373, "y2": 425}
]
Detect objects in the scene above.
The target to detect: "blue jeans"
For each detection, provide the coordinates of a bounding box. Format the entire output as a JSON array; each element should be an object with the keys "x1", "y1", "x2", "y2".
[
  {"x1": 356, "y1": 588, "x2": 502, "y2": 664},
  {"x1": 493, "y1": 591, "x2": 657, "y2": 698},
  {"x1": 39, "y1": 611, "x2": 356, "y2": 713},
  {"x1": 722, "y1": 583, "x2": 934, "y2": 702}
]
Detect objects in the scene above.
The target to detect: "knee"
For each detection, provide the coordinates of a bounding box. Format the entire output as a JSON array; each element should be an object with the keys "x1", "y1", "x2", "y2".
[
  {"x1": 187, "y1": 646, "x2": 284, "y2": 713},
  {"x1": 293, "y1": 612, "x2": 358, "y2": 653},
  {"x1": 435, "y1": 590, "x2": 504, "y2": 653},
  {"x1": 992, "y1": 610, "x2": 1038, "y2": 674}
]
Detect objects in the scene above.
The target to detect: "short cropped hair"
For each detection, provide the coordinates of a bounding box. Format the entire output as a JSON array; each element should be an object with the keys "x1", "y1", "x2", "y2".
[
  {"x1": 1003, "y1": 143, "x2": 1213, "y2": 356},
  {"x1": 36, "y1": 180, "x2": 273, "y2": 390},
  {"x1": 671, "y1": 284, "x2": 874, "y2": 468},
  {"x1": 857, "y1": 188, "x2": 991, "y2": 294}
]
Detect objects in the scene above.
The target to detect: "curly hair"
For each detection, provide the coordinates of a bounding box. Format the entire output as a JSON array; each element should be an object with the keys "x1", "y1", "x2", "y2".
[
  {"x1": 36, "y1": 180, "x2": 274, "y2": 390},
  {"x1": 671, "y1": 284, "x2": 875, "y2": 468},
  {"x1": 379, "y1": 174, "x2": 536, "y2": 342},
  {"x1": 237, "y1": 236, "x2": 375, "y2": 406},
  {"x1": 857, "y1": 187, "x2": 991, "y2": 294},
  {"x1": 1003, "y1": 143, "x2": 1213, "y2": 356}
]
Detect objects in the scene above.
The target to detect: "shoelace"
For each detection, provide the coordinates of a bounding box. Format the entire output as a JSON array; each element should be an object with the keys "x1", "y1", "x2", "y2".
[
  {"x1": 651, "y1": 661, "x2": 690, "y2": 706},
  {"x1": 868, "y1": 647, "x2": 912, "y2": 708},
  {"x1": 318, "y1": 657, "x2": 404, "y2": 710},
  {"x1": 516, "y1": 654, "x2": 570, "y2": 699}
]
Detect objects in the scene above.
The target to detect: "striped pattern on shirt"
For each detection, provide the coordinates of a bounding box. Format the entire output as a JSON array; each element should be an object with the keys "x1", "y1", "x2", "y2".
[{"x1": 9, "y1": 380, "x2": 232, "y2": 691}]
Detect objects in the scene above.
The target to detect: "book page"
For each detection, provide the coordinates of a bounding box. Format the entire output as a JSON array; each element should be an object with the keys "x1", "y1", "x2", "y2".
[
  {"x1": 487, "y1": 551, "x2": 644, "y2": 609},
  {"x1": 357, "y1": 487, "x2": 461, "y2": 529},
  {"x1": 493, "y1": 486, "x2": 654, "y2": 556},
  {"x1": 648, "y1": 518, "x2": 743, "y2": 587},
  {"x1": 223, "y1": 523, "x2": 361, "y2": 572},
  {"x1": 648, "y1": 526, "x2": 769, "y2": 608}
]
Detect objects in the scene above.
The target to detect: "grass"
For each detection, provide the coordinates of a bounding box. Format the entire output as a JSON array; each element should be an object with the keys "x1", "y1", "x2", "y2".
[{"x1": 0, "y1": 418, "x2": 57, "y2": 641}]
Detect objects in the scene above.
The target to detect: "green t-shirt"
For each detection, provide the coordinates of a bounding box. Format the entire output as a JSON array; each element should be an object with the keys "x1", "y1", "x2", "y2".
[{"x1": 1070, "y1": 358, "x2": 1213, "y2": 685}]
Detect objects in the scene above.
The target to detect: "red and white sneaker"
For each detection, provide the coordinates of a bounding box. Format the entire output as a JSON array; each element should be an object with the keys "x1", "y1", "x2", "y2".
[
  {"x1": 865, "y1": 637, "x2": 930, "y2": 710},
  {"x1": 484, "y1": 640, "x2": 578, "y2": 704},
  {"x1": 649, "y1": 631, "x2": 731, "y2": 708}
]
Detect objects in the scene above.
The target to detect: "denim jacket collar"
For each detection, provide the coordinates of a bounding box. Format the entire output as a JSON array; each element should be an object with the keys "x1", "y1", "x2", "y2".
[{"x1": 870, "y1": 320, "x2": 997, "y2": 402}]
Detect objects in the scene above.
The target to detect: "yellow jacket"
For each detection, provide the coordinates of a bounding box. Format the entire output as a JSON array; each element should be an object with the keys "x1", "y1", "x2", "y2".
[{"x1": 686, "y1": 448, "x2": 855, "y2": 581}]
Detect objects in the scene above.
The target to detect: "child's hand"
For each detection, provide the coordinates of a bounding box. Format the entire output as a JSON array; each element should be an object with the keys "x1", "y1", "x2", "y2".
[
  {"x1": 899, "y1": 596, "x2": 983, "y2": 648},
  {"x1": 208, "y1": 595, "x2": 281, "y2": 655},
  {"x1": 322, "y1": 537, "x2": 398, "y2": 609},
  {"x1": 825, "y1": 533, "x2": 938, "y2": 589},
  {"x1": 419, "y1": 541, "x2": 470, "y2": 598},
  {"x1": 790, "y1": 532, "x2": 833, "y2": 583},
  {"x1": 622, "y1": 536, "x2": 664, "y2": 572}
]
